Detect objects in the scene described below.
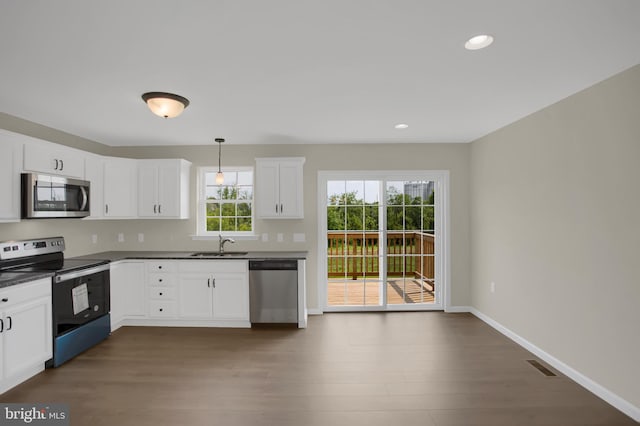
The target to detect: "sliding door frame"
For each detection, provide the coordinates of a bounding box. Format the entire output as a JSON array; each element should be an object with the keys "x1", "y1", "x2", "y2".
[{"x1": 317, "y1": 170, "x2": 450, "y2": 312}]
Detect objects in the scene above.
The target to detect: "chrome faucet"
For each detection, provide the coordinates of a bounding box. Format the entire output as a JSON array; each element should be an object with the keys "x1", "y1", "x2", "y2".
[{"x1": 219, "y1": 234, "x2": 235, "y2": 254}]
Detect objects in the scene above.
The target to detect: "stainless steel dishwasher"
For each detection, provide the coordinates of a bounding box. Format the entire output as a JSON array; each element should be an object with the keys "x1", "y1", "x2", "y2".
[{"x1": 249, "y1": 259, "x2": 298, "y2": 325}]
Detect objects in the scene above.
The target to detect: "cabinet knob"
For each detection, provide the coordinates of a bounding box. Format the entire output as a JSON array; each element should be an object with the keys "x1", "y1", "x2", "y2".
[
  {"x1": 1, "y1": 298, "x2": 8, "y2": 302},
  {"x1": 158, "y1": 266, "x2": 162, "y2": 269},
  {"x1": 159, "y1": 292, "x2": 163, "y2": 296},
  {"x1": 159, "y1": 279, "x2": 163, "y2": 282},
  {"x1": 159, "y1": 308, "x2": 163, "y2": 312}
]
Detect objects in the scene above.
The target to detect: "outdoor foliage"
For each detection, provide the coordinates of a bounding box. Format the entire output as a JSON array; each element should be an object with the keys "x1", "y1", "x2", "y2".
[
  {"x1": 327, "y1": 189, "x2": 434, "y2": 231},
  {"x1": 206, "y1": 182, "x2": 252, "y2": 232}
]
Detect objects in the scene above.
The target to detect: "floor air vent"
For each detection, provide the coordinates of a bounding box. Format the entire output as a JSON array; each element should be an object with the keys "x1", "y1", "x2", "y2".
[{"x1": 526, "y1": 359, "x2": 557, "y2": 376}]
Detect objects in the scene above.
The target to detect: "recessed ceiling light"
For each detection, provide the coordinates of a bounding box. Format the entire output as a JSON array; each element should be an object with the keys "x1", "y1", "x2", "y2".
[
  {"x1": 394, "y1": 123, "x2": 409, "y2": 129},
  {"x1": 464, "y1": 34, "x2": 494, "y2": 50}
]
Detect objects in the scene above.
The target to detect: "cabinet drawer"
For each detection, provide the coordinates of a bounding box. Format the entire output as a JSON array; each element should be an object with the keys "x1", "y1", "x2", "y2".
[
  {"x1": 179, "y1": 260, "x2": 247, "y2": 274},
  {"x1": 148, "y1": 301, "x2": 176, "y2": 318},
  {"x1": 146, "y1": 261, "x2": 177, "y2": 273},
  {"x1": 148, "y1": 287, "x2": 176, "y2": 300},
  {"x1": 146, "y1": 273, "x2": 177, "y2": 287},
  {"x1": 0, "y1": 278, "x2": 51, "y2": 308}
]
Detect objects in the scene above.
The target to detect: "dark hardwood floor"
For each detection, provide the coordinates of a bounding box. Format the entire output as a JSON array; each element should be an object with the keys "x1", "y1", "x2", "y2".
[{"x1": 1, "y1": 312, "x2": 636, "y2": 425}]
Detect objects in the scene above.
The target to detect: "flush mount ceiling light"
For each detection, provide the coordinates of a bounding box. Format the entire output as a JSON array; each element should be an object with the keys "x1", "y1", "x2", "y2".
[
  {"x1": 464, "y1": 34, "x2": 494, "y2": 50},
  {"x1": 141, "y1": 92, "x2": 190, "y2": 118},
  {"x1": 394, "y1": 123, "x2": 409, "y2": 129},
  {"x1": 215, "y1": 138, "x2": 225, "y2": 184}
]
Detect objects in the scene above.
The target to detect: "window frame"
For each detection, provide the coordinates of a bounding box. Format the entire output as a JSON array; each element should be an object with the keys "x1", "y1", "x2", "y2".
[{"x1": 196, "y1": 166, "x2": 256, "y2": 237}]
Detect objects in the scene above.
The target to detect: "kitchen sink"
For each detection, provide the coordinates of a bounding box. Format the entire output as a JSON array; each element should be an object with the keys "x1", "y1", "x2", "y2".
[{"x1": 189, "y1": 251, "x2": 249, "y2": 257}]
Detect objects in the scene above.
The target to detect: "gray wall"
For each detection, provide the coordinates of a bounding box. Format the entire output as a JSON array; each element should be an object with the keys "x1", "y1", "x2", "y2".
[
  {"x1": 0, "y1": 116, "x2": 471, "y2": 310},
  {"x1": 470, "y1": 65, "x2": 640, "y2": 408}
]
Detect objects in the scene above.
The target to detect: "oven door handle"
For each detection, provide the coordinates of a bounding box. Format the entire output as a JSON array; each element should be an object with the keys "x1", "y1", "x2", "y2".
[
  {"x1": 55, "y1": 263, "x2": 110, "y2": 283},
  {"x1": 79, "y1": 186, "x2": 88, "y2": 211}
]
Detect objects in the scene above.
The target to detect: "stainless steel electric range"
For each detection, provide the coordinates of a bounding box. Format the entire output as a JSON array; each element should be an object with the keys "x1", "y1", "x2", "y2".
[{"x1": 0, "y1": 237, "x2": 110, "y2": 367}]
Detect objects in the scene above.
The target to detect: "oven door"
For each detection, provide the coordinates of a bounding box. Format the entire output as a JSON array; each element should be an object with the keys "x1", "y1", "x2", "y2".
[
  {"x1": 22, "y1": 173, "x2": 90, "y2": 218},
  {"x1": 52, "y1": 267, "x2": 110, "y2": 336}
]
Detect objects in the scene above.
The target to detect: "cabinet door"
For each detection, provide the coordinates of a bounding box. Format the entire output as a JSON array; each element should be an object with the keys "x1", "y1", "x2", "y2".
[
  {"x1": 123, "y1": 263, "x2": 146, "y2": 317},
  {"x1": 157, "y1": 163, "x2": 180, "y2": 217},
  {"x1": 255, "y1": 161, "x2": 280, "y2": 218},
  {"x1": 23, "y1": 141, "x2": 85, "y2": 178},
  {"x1": 2, "y1": 296, "x2": 52, "y2": 378},
  {"x1": 110, "y1": 261, "x2": 145, "y2": 329},
  {"x1": 138, "y1": 163, "x2": 159, "y2": 217},
  {"x1": 84, "y1": 155, "x2": 105, "y2": 219},
  {"x1": 0, "y1": 135, "x2": 22, "y2": 222},
  {"x1": 104, "y1": 157, "x2": 137, "y2": 218},
  {"x1": 178, "y1": 274, "x2": 213, "y2": 319},
  {"x1": 278, "y1": 160, "x2": 303, "y2": 218},
  {"x1": 212, "y1": 273, "x2": 249, "y2": 320}
]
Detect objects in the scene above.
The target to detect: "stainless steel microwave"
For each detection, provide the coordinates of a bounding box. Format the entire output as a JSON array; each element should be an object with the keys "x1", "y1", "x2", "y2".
[{"x1": 22, "y1": 173, "x2": 90, "y2": 218}]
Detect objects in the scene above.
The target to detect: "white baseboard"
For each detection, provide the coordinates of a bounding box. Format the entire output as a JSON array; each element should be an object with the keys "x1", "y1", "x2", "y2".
[
  {"x1": 470, "y1": 308, "x2": 640, "y2": 422},
  {"x1": 444, "y1": 305, "x2": 472, "y2": 313}
]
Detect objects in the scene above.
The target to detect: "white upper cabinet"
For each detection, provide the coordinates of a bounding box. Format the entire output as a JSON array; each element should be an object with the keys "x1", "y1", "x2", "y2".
[
  {"x1": 138, "y1": 159, "x2": 191, "y2": 219},
  {"x1": 255, "y1": 157, "x2": 305, "y2": 219},
  {"x1": 23, "y1": 138, "x2": 85, "y2": 178},
  {"x1": 0, "y1": 130, "x2": 23, "y2": 222},
  {"x1": 84, "y1": 154, "x2": 105, "y2": 219},
  {"x1": 103, "y1": 157, "x2": 138, "y2": 218}
]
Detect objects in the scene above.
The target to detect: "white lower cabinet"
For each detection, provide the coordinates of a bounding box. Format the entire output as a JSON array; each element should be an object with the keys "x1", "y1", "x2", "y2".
[
  {"x1": 110, "y1": 259, "x2": 249, "y2": 327},
  {"x1": 110, "y1": 261, "x2": 145, "y2": 330},
  {"x1": 0, "y1": 278, "x2": 52, "y2": 394},
  {"x1": 178, "y1": 261, "x2": 249, "y2": 322},
  {"x1": 146, "y1": 261, "x2": 178, "y2": 319}
]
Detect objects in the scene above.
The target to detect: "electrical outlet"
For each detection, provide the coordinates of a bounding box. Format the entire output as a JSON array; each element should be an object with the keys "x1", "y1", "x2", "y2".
[
  {"x1": 261, "y1": 233, "x2": 269, "y2": 242},
  {"x1": 91, "y1": 234, "x2": 98, "y2": 244},
  {"x1": 277, "y1": 233, "x2": 284, "y2": 243},
  {"x1": 138, "y1": 233, "x2": 144, "y2": 243},
  {"x1": 117, "y1": 233, "x2": 125, "y2": 243},
  {"x1": 490, "y1": 282, "x2": 496, "y2": 293},
  {"x1": 293, "y1": 233, "x2": 305, "y2": 242}
]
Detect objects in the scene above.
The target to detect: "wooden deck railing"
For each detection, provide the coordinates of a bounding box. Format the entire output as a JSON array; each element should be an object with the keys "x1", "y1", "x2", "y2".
[{"x1": 327, "y1": 231, "x2": 434, "y2": 280}]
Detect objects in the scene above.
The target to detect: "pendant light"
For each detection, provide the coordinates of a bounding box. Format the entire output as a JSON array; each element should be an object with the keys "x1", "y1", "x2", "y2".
[
  {"x1": 141, "y1": 92, "x2": 190, "y2": 118},
  {"x1": 215, "y1": 138, "x2": 225, "y2": 184}
]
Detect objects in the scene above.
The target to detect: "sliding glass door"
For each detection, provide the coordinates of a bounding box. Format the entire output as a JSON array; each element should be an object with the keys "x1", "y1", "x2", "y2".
[{"x1": 319, "y1": 171, "x2": 448, "y2": 311}]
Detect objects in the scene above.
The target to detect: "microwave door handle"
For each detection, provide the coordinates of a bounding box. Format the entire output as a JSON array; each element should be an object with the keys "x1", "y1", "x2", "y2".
[{"x1": 79, "y1": 186, "x2": 88, "y2": 211}]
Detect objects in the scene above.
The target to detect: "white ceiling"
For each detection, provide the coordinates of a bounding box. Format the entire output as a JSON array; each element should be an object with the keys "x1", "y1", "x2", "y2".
[{"x1": 1, "y1": 1, "x2": 639, "y2": 146}]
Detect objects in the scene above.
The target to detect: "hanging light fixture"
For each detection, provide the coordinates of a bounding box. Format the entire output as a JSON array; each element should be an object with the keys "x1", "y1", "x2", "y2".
[
  {"x1": 141, "y1": 92, "x2": 190, "y2": 118},
  {"x1": 215, "y1": 138, "x2": 225, "y2": 184}
]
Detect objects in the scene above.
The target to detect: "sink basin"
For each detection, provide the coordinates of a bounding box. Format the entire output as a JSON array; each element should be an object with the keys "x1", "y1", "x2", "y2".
[{"x1": 189, "y1": 251, "x2": 248, "y2": 257}]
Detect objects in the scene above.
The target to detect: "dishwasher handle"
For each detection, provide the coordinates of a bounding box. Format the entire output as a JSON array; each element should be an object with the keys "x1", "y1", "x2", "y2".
[{"x1": 249, "y1": 260, "x2": 298, "y2": 271}]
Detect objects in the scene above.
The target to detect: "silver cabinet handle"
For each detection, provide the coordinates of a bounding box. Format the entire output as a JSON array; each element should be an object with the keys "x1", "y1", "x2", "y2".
[
  {"x1": 158, "y1": 204, "x2": 161, "y2": 214},
  {"x1": 207, "y1": 278, "x2": 211, "y2": 288},
  {"x1": 280, "y1": 204, "x2": 283, "y2": 213},
  {"x1": 6, "y1": 316, "x2": 11, "y2": 331},
  {"x1": 212, "y1": 278, "x2": 216, "y2": 288},
  {"x1": 60, "y1": 159, "x2": 64, "y2": 171},
  {"x1": 54, "y1": 159, "x2": 59, "y2": 170},
  {"x1": 154, "y1": 204, "x2": 157, "y2": 214},
  {"x1": 0, "y1": 318, "x2": 3, "y2": 333},
  {"x1": 105, "y1": 204, "x2": 109, "y2": 214},
  {"x1": 79, "y1": 186, "x2": 88, "y2": 211}
]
